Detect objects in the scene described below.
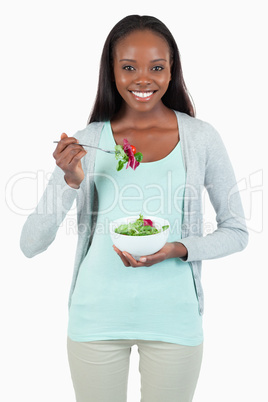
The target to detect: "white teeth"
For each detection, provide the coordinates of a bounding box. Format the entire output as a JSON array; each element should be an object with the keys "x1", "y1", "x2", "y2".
[{"x1": 131, "y1": 91, "x2": 154, "y2": 98}]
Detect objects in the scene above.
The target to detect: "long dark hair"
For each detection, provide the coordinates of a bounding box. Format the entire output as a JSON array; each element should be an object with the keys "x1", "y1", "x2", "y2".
[{"x1": 88, "y1": 15, "x2": 195, "y2": 124}]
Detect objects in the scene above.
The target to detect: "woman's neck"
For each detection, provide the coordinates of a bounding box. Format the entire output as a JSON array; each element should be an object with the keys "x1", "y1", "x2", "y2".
[{"x1": 111, "y1": 102, "x2": 174, "y2": 130}]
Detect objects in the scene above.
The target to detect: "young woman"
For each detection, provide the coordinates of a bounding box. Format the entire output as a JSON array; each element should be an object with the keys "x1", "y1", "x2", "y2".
[{"x1": 20, "y1": 15, "x2": 248, "y2": 402}]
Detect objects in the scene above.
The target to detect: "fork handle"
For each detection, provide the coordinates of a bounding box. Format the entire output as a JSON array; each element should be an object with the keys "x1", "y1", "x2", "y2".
[
  {"x1": 53, "y1": 141, "x2": 115, "y2": 154},
  {"x1": 53, "y1": 141, "x2": 98, "y2": 149}
]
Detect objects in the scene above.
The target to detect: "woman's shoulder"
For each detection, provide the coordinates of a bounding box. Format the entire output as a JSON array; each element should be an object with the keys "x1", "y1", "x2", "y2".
[
  {"x1": 175, "y1": 110, "x2": 217, "y2": 133},
  {"x1": 174, "y1": 110, "x2": 221, "y2": 145}
]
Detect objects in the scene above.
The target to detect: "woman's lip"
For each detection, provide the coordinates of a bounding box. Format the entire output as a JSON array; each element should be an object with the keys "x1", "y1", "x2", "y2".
[{"x1": 129, "y1": 90, "x2": 157, "y2": 101}]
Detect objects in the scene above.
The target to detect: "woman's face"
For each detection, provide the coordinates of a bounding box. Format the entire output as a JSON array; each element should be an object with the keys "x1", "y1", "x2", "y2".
[{"x1": 113, "y1": 30, "x2": 172, "y2": 113}]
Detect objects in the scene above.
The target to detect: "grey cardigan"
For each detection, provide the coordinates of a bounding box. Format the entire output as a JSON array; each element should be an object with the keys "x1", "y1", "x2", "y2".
[{"x1": 20, "y1": 111, "x2": 248, "y2": 315}]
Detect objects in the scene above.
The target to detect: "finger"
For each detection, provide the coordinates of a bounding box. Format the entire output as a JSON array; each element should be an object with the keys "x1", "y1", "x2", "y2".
[
  {"x1": 121, "y1": 251, "x2": 144, "y2": 268},
  {"x1": 139, "y1": 251, "x2": 166, "y2": 266},
  {"x1": 112, "y1": 246, "x2": 130, "y2": 267},
  {"x1": 68, "y1": 147, "x2": 87, "y2": 165},
  {"x1": 59, "y1": 137, "x2": 78, "y2": 151},
  {"x1": 55, "y1": 143, "x2": 86, "y2": 165},
  {"x1": 61, "y1": 132, "x2": 68, "y2": 140},
  {"x1": 54, "y1": 136, "x2": 79, "y2": 156}
]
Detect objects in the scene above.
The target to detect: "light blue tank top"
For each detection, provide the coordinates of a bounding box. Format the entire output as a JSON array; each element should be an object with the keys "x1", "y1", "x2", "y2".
[{"x1": 68, "y1": 121, "x2": 203, "y2": 346}]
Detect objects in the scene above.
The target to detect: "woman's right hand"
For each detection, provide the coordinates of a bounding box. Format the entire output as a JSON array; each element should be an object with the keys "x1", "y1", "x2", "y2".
[{"x1": 53, "y1": 133, "x2": 87, "y2": 188}]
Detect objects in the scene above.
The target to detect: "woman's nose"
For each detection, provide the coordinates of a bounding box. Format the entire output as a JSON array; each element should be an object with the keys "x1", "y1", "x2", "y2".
[{"x1": 134, "y1": 71, "x2": 152, "y2": 85}]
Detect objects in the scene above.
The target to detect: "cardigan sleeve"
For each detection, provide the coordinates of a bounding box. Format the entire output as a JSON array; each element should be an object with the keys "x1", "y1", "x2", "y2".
[
  {"x1": 180, "y1": 127, "x2": 249, "y2": 262},
  {"x1": 20, "y1": 122, "x2": 103, "y2": 259},
  {"x1": 20, "y1": 164, "x2": 81, "y2": 258}
]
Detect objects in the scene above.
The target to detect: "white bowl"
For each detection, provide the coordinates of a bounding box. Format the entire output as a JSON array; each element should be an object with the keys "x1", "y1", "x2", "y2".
[{"x1": 109, "y1": 215, "x2": 170, "y2": 260}]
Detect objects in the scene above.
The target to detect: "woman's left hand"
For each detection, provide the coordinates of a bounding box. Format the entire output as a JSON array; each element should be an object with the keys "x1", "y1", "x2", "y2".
[{"x1": 112, "y1": 242, "x2": 187, "y2": 267}]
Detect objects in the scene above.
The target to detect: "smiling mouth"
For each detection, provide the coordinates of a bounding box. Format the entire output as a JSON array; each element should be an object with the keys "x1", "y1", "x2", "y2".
[{"x1": 130, "y1": 90, "x2": 157, "y2": 99}]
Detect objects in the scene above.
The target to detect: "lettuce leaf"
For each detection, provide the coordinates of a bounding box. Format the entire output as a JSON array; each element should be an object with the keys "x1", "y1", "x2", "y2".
[
  {"x1": 114, "y1": 214, "x2": 169, "y2": 236},
  {"x1": 114, "y1": 139, "x2": 143, "y2": 171}
]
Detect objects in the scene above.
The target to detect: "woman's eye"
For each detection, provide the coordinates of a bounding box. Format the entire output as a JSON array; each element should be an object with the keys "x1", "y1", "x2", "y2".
[
  {"x1": 152, "y1": 66, "x2": 164, "y2": 71},
  {"x1": 123, "y1": 66, "x2": 135, "y2": 71}
]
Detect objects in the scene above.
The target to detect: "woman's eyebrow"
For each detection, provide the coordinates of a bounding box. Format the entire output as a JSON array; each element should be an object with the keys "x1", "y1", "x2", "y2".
[
  {"x1": 119, "y1": 58, "x2": 167, "y2": 62},
  {"x1": 150, "y1": 58, "x2": 167, "y2": 62},
  {"x1": 119, "y1": 59, "x2": 137, "y2": 62}
]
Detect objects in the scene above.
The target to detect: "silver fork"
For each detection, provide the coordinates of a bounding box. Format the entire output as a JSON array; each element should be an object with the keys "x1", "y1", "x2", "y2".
[{"x1": 53, "y1": 141, "x2": 117, "y2": 154}]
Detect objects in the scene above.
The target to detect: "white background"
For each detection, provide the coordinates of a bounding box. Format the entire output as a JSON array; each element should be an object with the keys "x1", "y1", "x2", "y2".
[{"x1": 1, "y1": 0, "x2": 267, "y2": 401}]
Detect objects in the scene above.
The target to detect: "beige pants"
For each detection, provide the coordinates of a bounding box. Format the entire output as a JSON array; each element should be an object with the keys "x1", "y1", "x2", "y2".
[{"x1": 67, "y1": 337, "x2": 203, "y2": 402}]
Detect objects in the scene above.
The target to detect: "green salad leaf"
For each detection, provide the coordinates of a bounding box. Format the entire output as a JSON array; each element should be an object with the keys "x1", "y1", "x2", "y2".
[
  {"x1": 115, "y1": 214, "x2": 169, "y2": 236},
  {"x1": 115, "y1": 145, "x2": 127, "y2": 160},
  {"x1": 115, "y1": 145, "x2": 128, "y2": 171},
  {"x1": 134, "y1": 152, "x2": 143, "y2": 163},
  {"x1": 114, "y1": 140, "x2": 143, "y2": 171}
]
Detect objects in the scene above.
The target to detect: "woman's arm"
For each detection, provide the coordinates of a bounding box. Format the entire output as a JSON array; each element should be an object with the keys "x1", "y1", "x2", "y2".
[
  {"x1": 20, "y1": 134, "x2": 87, "y2": 258},
  {"x1": 20, "y1": 165, "x2": 80, "y2": 258},
  {"x1": 180, "y1": 127, "x2": 249, "y2": 262}
]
